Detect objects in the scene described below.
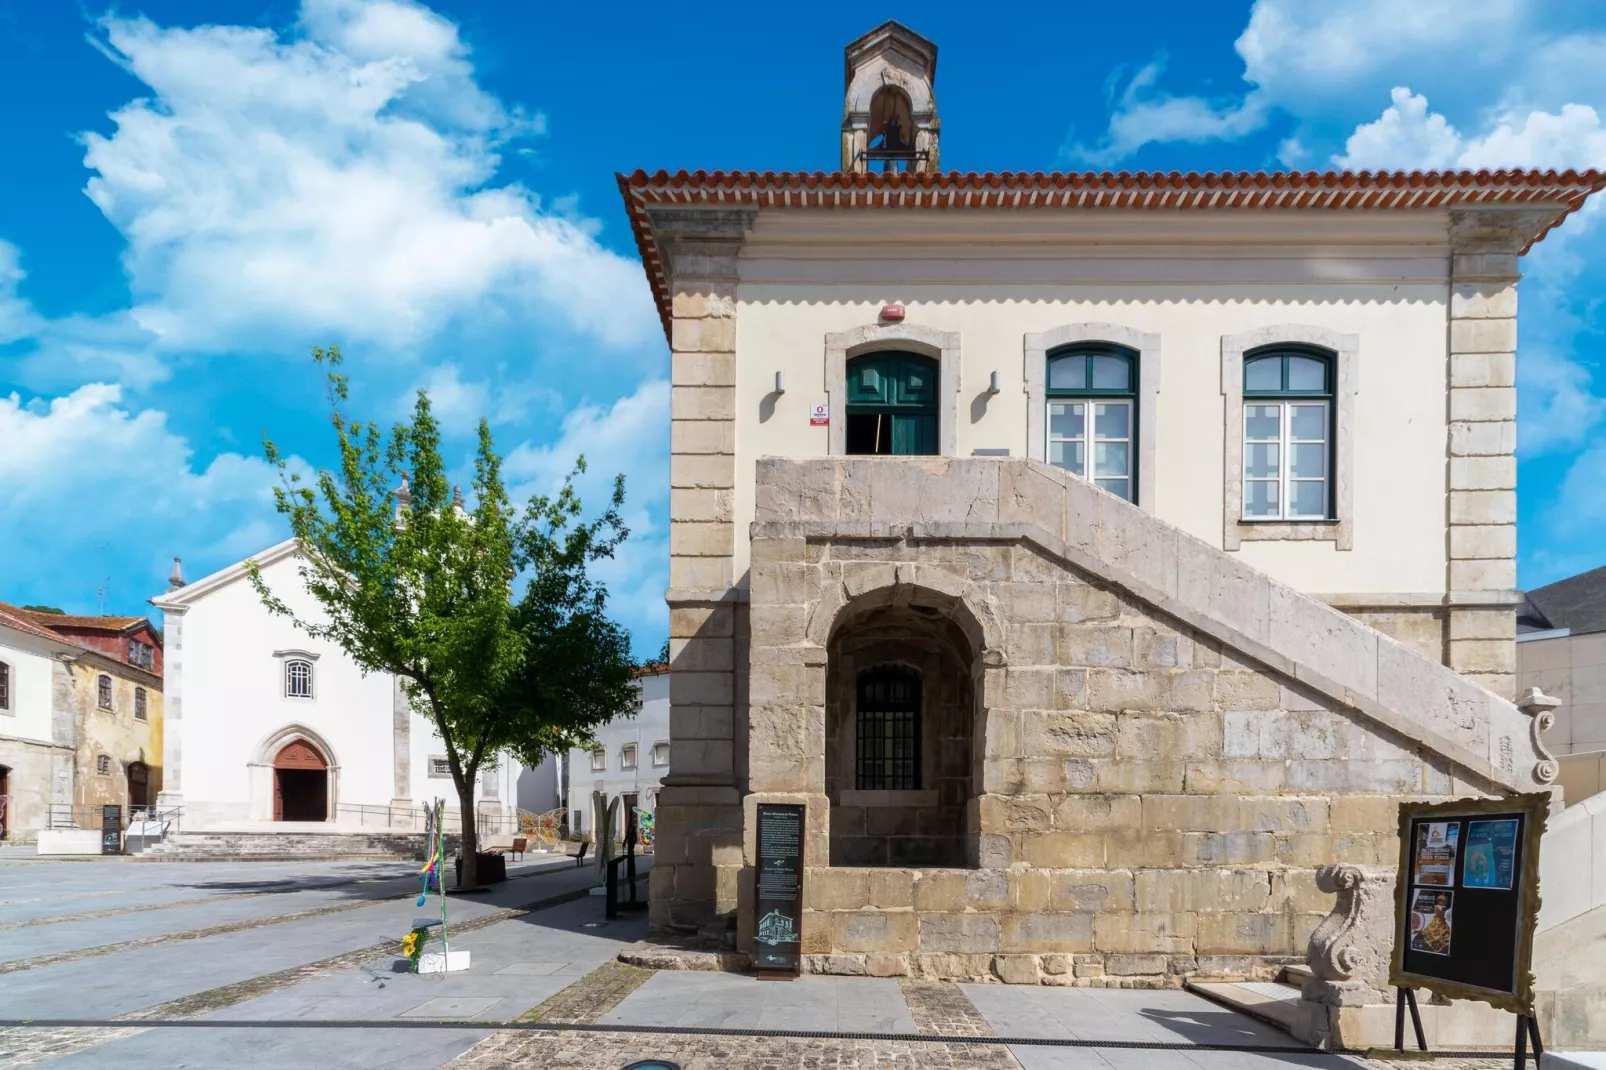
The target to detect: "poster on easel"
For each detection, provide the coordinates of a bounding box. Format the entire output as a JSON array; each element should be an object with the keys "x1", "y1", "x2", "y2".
[{"x1": 1389, "y1": 792, "x2": 1549, "y2": 1016}]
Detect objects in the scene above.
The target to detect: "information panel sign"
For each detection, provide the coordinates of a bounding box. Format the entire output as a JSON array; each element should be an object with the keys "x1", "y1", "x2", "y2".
[
  {"x1": 100, "y1": 804, "x2": 123, "y2": 856},
  {"x1": 752, "y1": 803, "x2": 805, "y2": 975},
  {"x1": 1389, "y1": 793, "x2": 1549, "y2": 1014}
]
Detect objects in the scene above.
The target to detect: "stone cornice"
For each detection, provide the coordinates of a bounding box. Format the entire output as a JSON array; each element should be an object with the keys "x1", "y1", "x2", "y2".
[{"x1": 1449, "y1": 206, "x2": 1564, "y2": 255}]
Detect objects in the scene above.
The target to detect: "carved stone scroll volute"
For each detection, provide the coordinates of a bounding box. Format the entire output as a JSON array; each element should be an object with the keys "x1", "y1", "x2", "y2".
[
  {"x1": 1306, "y1": 864, "x2": 1395, "y2": 993},
  {"x1": 1518, "y1": 686, "x2": 1561, "y2": 785},
  {"x1": 1295, "y1": 864, "x2": 1396, "y2": 1048}
]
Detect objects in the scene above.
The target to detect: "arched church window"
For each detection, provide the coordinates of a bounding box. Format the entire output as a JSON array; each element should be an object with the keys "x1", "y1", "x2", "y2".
[
  {"x1": 845, "y1": 352, "x2": 938, "y2": 456},
  {"x1": 285, "y1": 659, "x2": 314, "y2": 699},
  {"x1": 855, "y1": 665, "x2": 922, "y2": 790}
]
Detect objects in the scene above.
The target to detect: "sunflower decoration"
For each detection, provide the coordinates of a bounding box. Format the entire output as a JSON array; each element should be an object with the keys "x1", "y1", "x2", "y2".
[{"x1": 402, "y1": 925, "x2": 432, "y2": 971}]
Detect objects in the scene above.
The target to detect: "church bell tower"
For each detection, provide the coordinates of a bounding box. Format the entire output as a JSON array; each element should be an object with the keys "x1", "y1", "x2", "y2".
[{"x1": 842, "y1": 21, "x2": 940, "y2": 174}]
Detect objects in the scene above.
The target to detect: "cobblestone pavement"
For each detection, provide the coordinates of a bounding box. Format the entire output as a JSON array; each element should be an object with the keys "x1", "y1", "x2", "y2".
[
  {"x1": 519, "y1": 961, "x2": 655, "y2": 1024},
  {"x1": 445, "y1": 1028, "x2": 1025, "y2": 1069},
  {"x1": 898, "y1": 978, "x2": 997, "y2": 1036}
]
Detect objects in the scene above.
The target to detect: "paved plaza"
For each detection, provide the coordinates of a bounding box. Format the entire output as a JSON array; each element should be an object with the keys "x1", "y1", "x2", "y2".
[{"x1": 0, "y1": 853, "x2": 1512, "y2": 1069}]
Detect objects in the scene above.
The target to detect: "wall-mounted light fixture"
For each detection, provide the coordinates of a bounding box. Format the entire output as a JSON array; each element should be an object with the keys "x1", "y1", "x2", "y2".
[
  {"x1": 987, "y1": 371, "x2": 1001, "y2": 395},
  {"x1": 774, "y1": 371, "x2": 786, "y2": 394}
]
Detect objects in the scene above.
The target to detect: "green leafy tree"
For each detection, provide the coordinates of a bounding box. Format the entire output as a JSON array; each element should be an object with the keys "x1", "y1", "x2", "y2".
[{"x1": 249, "y1": 347, "x2": 636, "y2": 887}]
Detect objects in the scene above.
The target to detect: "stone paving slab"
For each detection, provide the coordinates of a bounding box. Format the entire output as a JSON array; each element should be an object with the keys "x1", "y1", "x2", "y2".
[
  {"x1": 599, "y1": 971, "x2": 920, "y2": 1034},
  {"x1": 963, "y1": 985, "x2": 1308, "y2": 1047},
  {"x1": 35, "y1": 1025, "x2": 494, "y2": 1070}
]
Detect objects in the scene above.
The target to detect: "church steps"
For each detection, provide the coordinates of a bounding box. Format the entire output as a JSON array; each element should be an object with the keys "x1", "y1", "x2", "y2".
[
  {"x1": 753, "y1": 456, "x2": 1546, "y2": 794},
  {"x1": 134, "y1": 831, "x2": 431, "y2": 861}
]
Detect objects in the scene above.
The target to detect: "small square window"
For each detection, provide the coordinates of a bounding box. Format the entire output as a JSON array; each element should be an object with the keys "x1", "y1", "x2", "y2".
[
  {"x1": 621, "y1": 745, "x2": 637, "y2": 771},
  {"x1": 128, "y1": 639, "x2": 155, "y2": 672},
  {"x1": 428, "y1": 757, "x2": 452, "y2": 779},
  {"x1": 590, "y1": 749, "x2": 606, "y2": 772},
  {"x1": 652, "y1": 742, "x2": 670, "y2": 768}
]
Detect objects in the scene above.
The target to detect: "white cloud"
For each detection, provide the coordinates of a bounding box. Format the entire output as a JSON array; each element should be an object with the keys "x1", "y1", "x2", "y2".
[
  {"x1": 504, "y1": 379, "x2": 671, "y2": 647},
  {"x1": 80, "y1": 0, "x2": 655, "y2": 355},
  {"x1": 1458, "y1": 103, "x2": 1606, "y2": 171},
  {"x1": 1063, "y1": 58, "x2": 1267, "y2": 165},
  {"x1": 1518, "y1": 347, "x2": 1606, "y2": 455},
  {"x1": 0, "y1": 384, "x2": 292, "y2": 604},
  {"x1": 1236, "y1": 0, "x2": 1524, "y2": 109},
  {"x1": 1332, "y1": 88, "x2": 1461, "y2": 170},
  {"x1": 0, "y1": 240, "x2": 43, "y2": 345}
]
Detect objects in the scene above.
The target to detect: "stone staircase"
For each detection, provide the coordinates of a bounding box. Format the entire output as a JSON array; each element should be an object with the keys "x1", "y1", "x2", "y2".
[{"x1": 135, "y1": 830, "x2": 432, "y2": 862}]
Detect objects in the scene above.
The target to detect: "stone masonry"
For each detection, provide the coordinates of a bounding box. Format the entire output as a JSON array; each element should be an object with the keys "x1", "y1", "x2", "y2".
[
  {"x1": 732, "y1": 456, "x2": 1544, "y2": 984},
  {"x1": 1444, "y1": 207, "x2": 1555, "y2": 701},
  {"x1": 651, "y1": 206, "x2": 756, "y2": 934}
]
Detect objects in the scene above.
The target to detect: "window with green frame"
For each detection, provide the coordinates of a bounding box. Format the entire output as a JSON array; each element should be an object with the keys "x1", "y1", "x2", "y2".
[
  {"x1": 1045, "y1": 345, "x2": 1136, "y2": 501},
  {"x1": 1242, "y1": 347, "x2": 1334, "y2": 521},
  {"x1": 844, "y1": 352, "x2": 938, "y2": 455}
]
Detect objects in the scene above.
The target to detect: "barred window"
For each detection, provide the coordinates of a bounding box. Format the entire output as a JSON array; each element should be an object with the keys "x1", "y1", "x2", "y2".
[
  {"x1": 855, "y1": 666, "x2": 922, "y2": 790},
  {"x1": 96, "y1": 754, "x2": 111, "y2": 775}
]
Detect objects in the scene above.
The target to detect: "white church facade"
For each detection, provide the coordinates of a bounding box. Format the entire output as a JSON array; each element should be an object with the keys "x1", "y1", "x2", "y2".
[{"x1": 150, "y1": 540, "x2": 524, "y2": 831}]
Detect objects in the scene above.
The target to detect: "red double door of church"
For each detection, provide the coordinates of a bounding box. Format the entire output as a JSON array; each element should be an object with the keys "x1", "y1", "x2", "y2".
[{"x1": 272, "y1": 740, "x2": 328, "y2": 822}]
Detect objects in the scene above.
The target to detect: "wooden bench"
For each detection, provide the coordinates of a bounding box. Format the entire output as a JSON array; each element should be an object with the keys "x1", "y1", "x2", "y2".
[{"x1": 484, "y1": 837, "x2": 528, "y2": 862}]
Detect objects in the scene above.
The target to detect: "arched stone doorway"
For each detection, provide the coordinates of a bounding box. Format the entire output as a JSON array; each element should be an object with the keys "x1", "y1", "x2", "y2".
[
  {"x1": 826, "y1": 590, "x2": 982, "y2": 868},
  {"x1": 273, "y1": 740, "x2": 328, "y2": 822},
  {"x1": 126, "y1": 761, "x2": 150, "y2": 816}
]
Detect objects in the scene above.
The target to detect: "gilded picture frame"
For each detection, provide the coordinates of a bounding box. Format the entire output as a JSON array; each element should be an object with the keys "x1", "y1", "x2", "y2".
[{"x1": 1387, "y1": 792, "x2": 1550, "y2": 1016}]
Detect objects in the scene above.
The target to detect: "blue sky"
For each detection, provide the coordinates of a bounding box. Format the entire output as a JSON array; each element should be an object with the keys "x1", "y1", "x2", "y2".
[{"x1": 1, "y1": 0, "x2": 1603, "y2": 655}]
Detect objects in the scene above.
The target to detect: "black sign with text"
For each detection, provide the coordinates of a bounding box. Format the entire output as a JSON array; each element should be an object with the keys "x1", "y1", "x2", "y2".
[
  {"x1": 100, "y1": 804, "x2": 123, "y2": 856},
  {"x1": 752, "y1": 803, "x2": 805, "y2": 974},
  {"x1": 1390, "y1": 794, "x2": 1547, "y2": 1015}
]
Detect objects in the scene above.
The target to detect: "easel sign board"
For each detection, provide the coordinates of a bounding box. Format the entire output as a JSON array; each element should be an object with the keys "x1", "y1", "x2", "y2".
[
  {"x1": 752, "y1": 803, "x2": 805, "y2": 976},
  {"x1": 1388, "y1": 793, "x2": 1550, "y2": 1015}
]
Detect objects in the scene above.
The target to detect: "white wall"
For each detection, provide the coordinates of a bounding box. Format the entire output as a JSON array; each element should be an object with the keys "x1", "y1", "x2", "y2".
[
  {"x1": 568, "y1": 671, "x2": 670, "y2": 835},
  {"x1": 174, "y1": 551, "x2": 508, "y2": 829},
  {"x1": 730, "y1": 210, "x2": 1454, "y2": 600},
  {"x1": 0, "y1": 633, "x2": 59, "y2": 746}
]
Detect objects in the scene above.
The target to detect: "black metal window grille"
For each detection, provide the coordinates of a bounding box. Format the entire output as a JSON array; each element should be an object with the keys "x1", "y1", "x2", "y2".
[{"x1": 855, "y1": 667, "x2": 922, "y2": 790}]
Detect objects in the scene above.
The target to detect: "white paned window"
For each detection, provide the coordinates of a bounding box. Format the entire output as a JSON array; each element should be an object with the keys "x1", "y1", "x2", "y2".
[
  {"x1": 590, "y1": 749, "x2": 606, "y2": 772},
  {"x1": 621, "y1": 744, "x2": 637, "y2": 771},
  {"x1": 652, "y1": 742, "x2": 670, "y2": 767},
  {"x1": 1242, "y1": 351, "x2": 1334, "y2": 522},
  {"x1": 1045, "y1": 347, "x2": 1136, "y2": 502},
  {"x1": 285, "y1": 660, "x2": 313, "y2": 699}
]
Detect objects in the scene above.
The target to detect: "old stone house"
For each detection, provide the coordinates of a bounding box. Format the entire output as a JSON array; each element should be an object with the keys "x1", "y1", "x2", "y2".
[
  {"x1": 23, "y1": 610, "x2": 165, "y2": 817},
  {"x1": 0, "y1": 603, "x2": 163, "y2": 840},
  {"x1": 620, "y1": 21, "x2": 1604, "y2": 986}
]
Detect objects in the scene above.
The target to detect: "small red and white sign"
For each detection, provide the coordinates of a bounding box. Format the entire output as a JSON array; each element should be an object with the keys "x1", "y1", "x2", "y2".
[
  {"x1": 810, "y1": 403, "x2": 830, "y2": 426},
  {"x1": 880, "y1": 303, "x2": 906, "y2": 322}
]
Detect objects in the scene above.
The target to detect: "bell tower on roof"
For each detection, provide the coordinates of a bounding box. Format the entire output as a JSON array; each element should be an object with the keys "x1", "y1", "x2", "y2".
[{"x1": 842, "y1": 21, "x2": 940, "y2": 175}]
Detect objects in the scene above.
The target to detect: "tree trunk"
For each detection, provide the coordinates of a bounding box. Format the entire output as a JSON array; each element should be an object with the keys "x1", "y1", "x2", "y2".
[{"x1": 456, "y1": 778, "x2": 479, "y2": 889}]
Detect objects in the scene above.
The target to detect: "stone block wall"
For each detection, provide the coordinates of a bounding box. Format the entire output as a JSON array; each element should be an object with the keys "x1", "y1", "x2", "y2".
[
  {"x1": 732, "y1": 455, "x2": 1539, "y2": 984},
  {"x1": 753, "y1": 532, "x2": 1467, "y2": 984}
]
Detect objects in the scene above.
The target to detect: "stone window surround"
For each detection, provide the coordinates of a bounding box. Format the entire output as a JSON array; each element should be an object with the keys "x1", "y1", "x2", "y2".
[
  {"x1": 1024, "y1": 323, "x2": 1161, "y2": 512},
  {"x1": 274, "y1": 648, "x2": 319, "y2": 700},
  {"x1": 427, "y1": 755, "x2": 452, "y2": 779},
  {"x1": 97, "y1": 673, "x2": 113, "y2": 710},
  {"x1": 825, "y1": 322, "x2": 960, "y2": 457},
  {"x1": 1221, "y1": 325, "x2": 1358, "y2": 551}
]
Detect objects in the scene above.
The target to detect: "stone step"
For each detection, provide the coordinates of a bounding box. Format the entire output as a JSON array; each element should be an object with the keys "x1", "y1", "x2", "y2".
[
  {"x1": 1281, "y1": 964, "x2": 1314, "y2": 986},
  {"x1": 1186, "y1": 980, "x2": 1302, "y2": 1035},
  {"x1": 135, "y1": 831, "x2": 427, "y2": 861}
]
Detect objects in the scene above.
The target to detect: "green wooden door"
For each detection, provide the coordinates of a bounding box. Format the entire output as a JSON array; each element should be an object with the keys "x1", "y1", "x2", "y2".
[{"x1": 845, "y1": 353, "x2": 938, "y2": 455}]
